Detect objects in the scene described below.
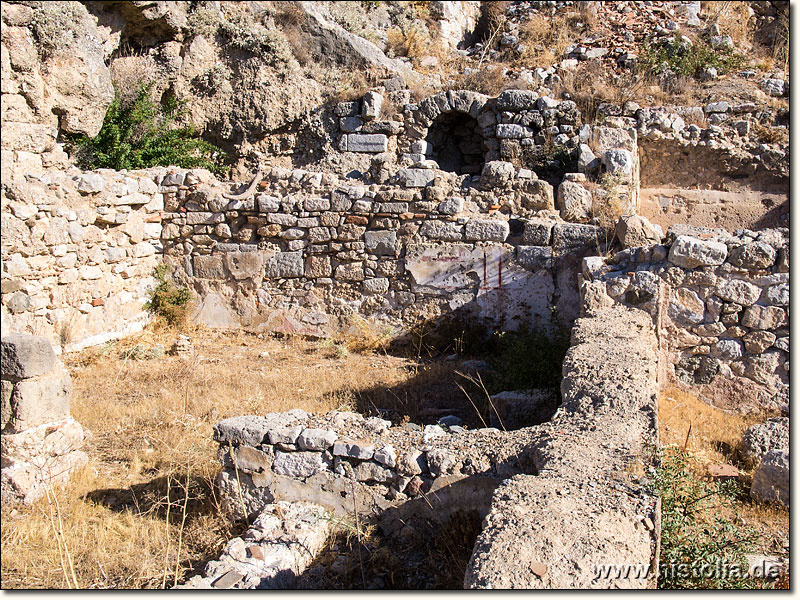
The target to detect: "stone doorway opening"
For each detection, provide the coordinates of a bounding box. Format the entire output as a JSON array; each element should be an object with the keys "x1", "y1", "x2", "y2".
[{"x1": 425, "y1": 112, "x2": 485, "y2": 175}]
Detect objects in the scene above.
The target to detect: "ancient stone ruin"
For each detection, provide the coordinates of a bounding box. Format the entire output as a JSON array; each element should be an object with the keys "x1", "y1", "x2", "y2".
[
  {"x1": 1, "y1": 334, "x2": 87, "y2": 504},
  {"x1": 0, "y1": 0, "x2": 789, "y2": 589}
]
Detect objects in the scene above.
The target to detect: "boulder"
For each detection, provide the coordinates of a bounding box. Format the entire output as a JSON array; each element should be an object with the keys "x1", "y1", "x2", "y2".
[
  {"x1": 741, "y1": 418, "x2": 789, "y2": 466},
  {"x1": 750, "y1": 450, "x2": 788, "y2": 506},
  {"x1": 615, "y1": 215, "x2": 662, "y2": 248}
]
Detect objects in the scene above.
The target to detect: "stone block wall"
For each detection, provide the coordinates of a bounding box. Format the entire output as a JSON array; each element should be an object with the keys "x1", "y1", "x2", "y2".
[
  {"x1": 1, "y1": 334, "x2": 87, "y2": 504},
  {"x1": 212, "y1": 409, "x2": 525, "y2": 530},
  {"x1": 161, "y1": 165, "x2": 607, "y2": 337},
  {"x1": 582, "y1": 225, "x2": 789, "y2": 413},
  {"x1": 1, "y1": 167, "x2": 166, "y2": 351},
  {"x1": 335, "y1": 89, "x2": 586, "y2": 171}
]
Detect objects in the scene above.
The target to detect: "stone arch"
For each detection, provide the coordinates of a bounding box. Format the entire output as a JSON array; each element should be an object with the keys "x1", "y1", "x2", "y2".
[
  {"x1": 409, "y1": 91, "x2": 494, "y2": 175},
  {"x1": 425, "y1": 111, "x2": 485, "y2": 175}
]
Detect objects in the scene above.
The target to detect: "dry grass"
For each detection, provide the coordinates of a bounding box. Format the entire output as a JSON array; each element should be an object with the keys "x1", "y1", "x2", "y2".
[
  {"x1": 703, "y1": 1, "x2": 753, "y2": 49},
  {"x1": 1, "y1": 323, "x2": 468, "y2": 589},
  {"x1": 751, "y1": 121, "x2": 789, "y2": 145},
  {"x1": 658, "y1": 384, "x2": 788, "y2": 557},
  {"x1": 658, "y1": 384, "x2": 764, "y2": 464},
  {"x1": 515, "y1": 11, "x2": 587, "y2": 69}
]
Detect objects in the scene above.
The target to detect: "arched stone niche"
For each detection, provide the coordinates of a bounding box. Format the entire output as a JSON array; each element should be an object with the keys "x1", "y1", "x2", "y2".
[{"x1": 406, "y1": 90, "x2": 498, "y2": 173}]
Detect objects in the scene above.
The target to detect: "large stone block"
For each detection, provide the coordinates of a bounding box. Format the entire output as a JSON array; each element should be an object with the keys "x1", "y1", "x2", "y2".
[
  {"x1": 465, "y1": 219, "x2": 510, "y2": 242},
  {"x1": 419, "y1": 220, "x2": 464, "y2": 241},
  {"x1": 397, "y1": 168, "x2": 435, "y2": 188},
  {"x1": 224, "y1": 252, "x2": 265, "y2": 281},
  {"x1": 668, "y1": 235, "x2": 728, "y2": 268},
  {"x1": 516, "y1": 246, "x2": 553, "y2": 270},
  {"x1": 557, "y1": 181, "x2": 593, "y2": 223},
  {"x1": 5, "y1": 363, "x2": 71, "y2": 432},
  {"x1": 741, "y1": 417, "x2": 788, "y2": 466},
  {"x1": 193, "y1": 255, "x2": 227, "y2": 279},
  {"x1": 551, "y1": 224, "x2": 599, "y2": 255},
  {"x1": 750, "y1": 450, "x2": 788, "y2": 506},
  {"x1": 496, "y1": 89, "x2": 539, "y2": 111},
  {"x1": 522, "y1": 221, "x2": 553, "y2": 246},
  {"x1": 728, "y1": 242, "x2": 777, "y2": 270},
  {"x1": 1, "y1": 334, "x2": 56, "y2": 382},
  {"x1": 265, "y1": 252, "x2": 304, "y2": 278},
  {"x1": 344, "y1": 133, "x2": 388, "y2": 153},
  {"x1": 364, "y1": 230, "x2": 398, "y2": 255},
  {"x1": 741, "y1": 305, "x2": 786, "y2": 330},
  {"x1": 496, "y1": 124, "x2": 535, "y2": 139},
  {"x1": 615, "y1": 215, "x2": 662, "y2": 248}
]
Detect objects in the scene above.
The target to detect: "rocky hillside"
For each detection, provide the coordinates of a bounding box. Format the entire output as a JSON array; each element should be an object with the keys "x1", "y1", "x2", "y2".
[{"x1": 2, "y1": 1, "x2": 789, "y2": 178}]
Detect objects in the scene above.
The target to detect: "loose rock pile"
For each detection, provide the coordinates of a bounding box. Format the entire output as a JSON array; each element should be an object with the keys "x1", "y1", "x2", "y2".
[{"x1": 1, "y1": 334, "x2": 87, "y2": 504}]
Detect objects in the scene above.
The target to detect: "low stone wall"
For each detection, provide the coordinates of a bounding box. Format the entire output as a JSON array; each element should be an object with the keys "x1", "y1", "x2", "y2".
[
  {"x1": 464, "y1": 305, "x2": 660, "y2": 589},
  {"x1": 211, "y1": 409, "x2": 531, "y2": 531},
  {"x1": 161, "y1": 165, "x2": 605, "y2": 336},
  {"x1": 582, "y1": 225, "x2": 789, "y2": 414},
  {"x1": 1, "y1": 334, "x2": 87, "y2": 504},
  {"x1": 175, "y1": 501, "x2": 332, "y2": 590},
  {"x1": 1, "y1": 167, "x2": 166, "y2": 351}
]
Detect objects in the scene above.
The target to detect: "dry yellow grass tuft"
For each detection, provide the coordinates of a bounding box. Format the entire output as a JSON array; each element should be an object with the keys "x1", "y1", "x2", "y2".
[
  {"x1": 658, "y1": 384, "x2": 787, "y2": 557},
  {"x1": 1, "y1": 324, "x2": 465, "y2": 588}
]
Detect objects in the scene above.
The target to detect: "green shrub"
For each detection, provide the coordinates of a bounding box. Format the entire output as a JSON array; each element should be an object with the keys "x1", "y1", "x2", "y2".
[
  {"x1": 482, "y1": 322, "x2": 570, "y2": 395},
  {"x1": 655, "y1": 447, "x2": 761, "y2": 589},
  {"x1": 145, "y1": 265, "x2": 191, "y2": 327},
  {"x1": 641, "y1": 34, "x2": 744, "y2": 79},
  {"x1": 68, "y1": 85, "x2": 225, "y2": 174}
]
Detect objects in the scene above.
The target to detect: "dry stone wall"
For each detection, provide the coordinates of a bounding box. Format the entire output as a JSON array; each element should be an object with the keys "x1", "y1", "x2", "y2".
[
  {"x1": 582, "y1": 225, "x2": 789, "y2": 414},
  {"x1": 1, "y1": 167, "x2": 166, "y2": 351},
  {"x1": 207, "y1": 303, "x2": 662, "y2": 589},
  {"x1": 212, "y1": 408, "x2": 530, "y2": 530},
  {"x1": 160, "y1": 164, "x2": 605, "y2": 337}
]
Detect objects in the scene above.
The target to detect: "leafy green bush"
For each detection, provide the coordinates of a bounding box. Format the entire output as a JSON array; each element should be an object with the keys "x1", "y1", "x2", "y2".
[
  {"x1": 655, "y1": 447, "x2": 761, "y2": 589},
  {"x1": 145, "y1": 264, "x2": 191, "y2": 327},
  {"x1": 642, "y1": 34, "x2": 744, "y2": 79},
  {"x1": 69, "y1": 86, "x2": 224, "y2": 174}
]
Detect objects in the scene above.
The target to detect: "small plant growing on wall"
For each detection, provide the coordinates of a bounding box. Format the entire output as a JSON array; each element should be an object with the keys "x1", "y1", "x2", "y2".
[
  {"x1": 145, "y1": 264, "x2": 191, "y2": 327},
  {"x1": 68, "y1": 85, "x2": 225, "y2": 175}
]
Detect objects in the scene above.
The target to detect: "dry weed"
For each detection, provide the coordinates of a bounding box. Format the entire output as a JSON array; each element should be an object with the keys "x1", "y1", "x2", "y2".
[
  {"x1": 658, "y1": 384, "x2": 766, "y2": 467},
  {"x1": 1, "y1": 324, "x2": 457, "y2": 588},
  {"x1": 751, "y1": 121, "x2": 788, "y2": 145}
]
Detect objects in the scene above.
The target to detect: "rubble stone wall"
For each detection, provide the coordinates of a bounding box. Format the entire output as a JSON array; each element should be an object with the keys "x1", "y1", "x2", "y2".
[
  {"x1": 160, "y1": 165, "x2": 604, "y2": 336},
  {"x1": 1, "y1": 167, "x2": 166, "y2": 351},
  {"x1": 582, "y1": 225, "x2": 789, "y2": 413},
  {"x1": 465, "y1": 305, "x2": 660, "y2": 589}
]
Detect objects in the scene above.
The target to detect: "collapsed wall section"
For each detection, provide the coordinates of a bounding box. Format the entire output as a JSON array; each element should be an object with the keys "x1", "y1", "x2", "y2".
[{"x1": 464, "y1": 306, "x2": 660, "y2": 589}]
